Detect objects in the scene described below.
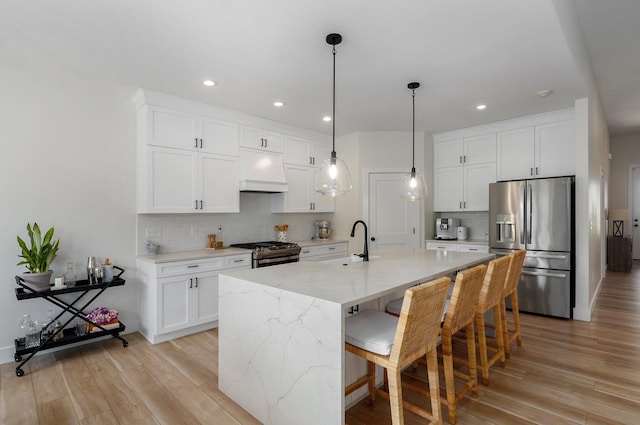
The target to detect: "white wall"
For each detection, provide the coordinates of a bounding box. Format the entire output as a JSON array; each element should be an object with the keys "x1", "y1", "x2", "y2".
[
  {"x1": 609, "y1": 133, "x2": 640, "y2": 208},
  {"x1": 0, "y1": 58, "x2": 139, "y2": 363},
  {"x1": 332, "y1": 131, "x2": 427, "y2": 253}
]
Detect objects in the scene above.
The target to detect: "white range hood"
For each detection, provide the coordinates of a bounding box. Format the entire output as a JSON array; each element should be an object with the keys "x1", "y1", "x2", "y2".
[{"x1": 239, "y1": 149, "x2": 288, "y2": 193}]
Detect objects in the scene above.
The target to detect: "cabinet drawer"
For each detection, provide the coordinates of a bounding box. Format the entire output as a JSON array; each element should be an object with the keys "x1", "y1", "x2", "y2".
[
  {"x1": 456, "y1": 244, "x2": 489, "y2": 253},
  {"x1": 300, "y1": 243, "x2": 347, "y2": 259},
  {"x1": 156, "y1": 257, "x2": 226, "y2": 278},
  {"x1": 224, "y1": 254, "x2": 252, "y2": 269},
  {"x1": 426, "y1": 242, "x2": 457, "y2": 251}
]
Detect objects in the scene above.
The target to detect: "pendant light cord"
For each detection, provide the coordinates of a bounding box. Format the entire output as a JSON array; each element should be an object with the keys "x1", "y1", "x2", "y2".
[
  {"x1": 412, "y1": 87, "x2": 416, "y2": 173},
  {"x1": 331, "y1": 44, "x2": 337, "y2": 157}
]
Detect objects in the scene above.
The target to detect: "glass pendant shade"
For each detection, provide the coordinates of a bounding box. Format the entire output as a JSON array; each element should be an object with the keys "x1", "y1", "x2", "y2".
[
  {"x1": 314, "y1": 33, "x2": 352, "y2": 197},
  {"x1": 316, "y1": 152, "x2": 353, "y2": 197},
  {"x1": 401, "y1": 169, "x2": 427, "y2": 201}
]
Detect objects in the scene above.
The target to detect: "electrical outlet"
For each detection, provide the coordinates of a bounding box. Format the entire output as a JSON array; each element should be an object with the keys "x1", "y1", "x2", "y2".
[
  {"x1": 191, "y1": 224, "x2": 198, "y2": 236},
  {"x1": 145, "y1": 227, "x2": 161, "y2": 238}
]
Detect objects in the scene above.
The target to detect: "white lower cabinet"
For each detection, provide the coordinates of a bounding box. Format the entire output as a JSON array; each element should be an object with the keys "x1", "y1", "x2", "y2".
[
  {"x1": 299, "y1": 242, "x2": 348, "y2": 261},
  {"x1": 426, "y1": 242, "x2": 489, "y2": 253},
  {"x1": 137, "y1": 253, "x2": 251, "y2": 344}
]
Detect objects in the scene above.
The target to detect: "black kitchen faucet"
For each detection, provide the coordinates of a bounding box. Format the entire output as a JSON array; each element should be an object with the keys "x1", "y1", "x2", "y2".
[{"x1": 350, "y1": 220, "x2": 369, "y2": 261}]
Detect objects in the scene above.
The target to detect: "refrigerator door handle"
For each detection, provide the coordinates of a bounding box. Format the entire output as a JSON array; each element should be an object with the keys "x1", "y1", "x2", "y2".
[
  {"x1": 520, "y1": 183, "x2": 526, "y2": 244},
  {"x1": 527, "y1": 182, "x2": 533, "y2": 244},
  {"x1": 527, "y1": 253, "x2": 568, "y2": 260},
  {"x1": 521, "y1": 270, "x2": 568, "y2": 279}
]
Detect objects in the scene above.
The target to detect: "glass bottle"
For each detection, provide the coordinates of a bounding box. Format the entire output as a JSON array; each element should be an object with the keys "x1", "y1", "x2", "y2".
[
  {"x1": 52, "y1": 320, "x2": 64, "y2": 342},
  {"x1": 17, "y1": 314, "x2": 32, "y2": 345},
  {"x1": 64, "y1": 262, "x2": 77, "y2": 286},
  {"x1": 25, "y1": 320, "x2": 41, "y2": 349},
  {"x1": 42, "y1": 310, "x2": 55, "y2": 340}
]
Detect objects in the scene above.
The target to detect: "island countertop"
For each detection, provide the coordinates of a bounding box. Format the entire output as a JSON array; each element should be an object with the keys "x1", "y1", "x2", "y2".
[{"x1": 222, "y1": 247, "x2": 492, "y2": 307}]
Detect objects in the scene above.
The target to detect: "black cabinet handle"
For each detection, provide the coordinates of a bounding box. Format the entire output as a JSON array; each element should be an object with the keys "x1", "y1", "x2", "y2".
[
  {"x1": 195, "y1": 277, "x2": 198, "y2": 288},
  {"x1": 199, "y1": 200, "x2": 203, "y2": 210},
  {"x1": 195, "y1": 138, "x2": 198, "y2": 148},
  {"x1": 199, "y1": 138, "x2": 203, "y2": 149},
  {"x1": 189, "y1": 278, "x2": 193, "y2": 288},
  {"x1": 194, "y1": 200, "x2": 198, "y2": 210},
  {"x1": 371, "y1": 237, "x2": 376, "y2": 241}
]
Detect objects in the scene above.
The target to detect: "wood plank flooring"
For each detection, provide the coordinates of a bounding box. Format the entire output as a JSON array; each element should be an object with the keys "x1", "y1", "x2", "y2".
[{"x1": 2, "y1": 265, "x2": 639, "y2": 425}]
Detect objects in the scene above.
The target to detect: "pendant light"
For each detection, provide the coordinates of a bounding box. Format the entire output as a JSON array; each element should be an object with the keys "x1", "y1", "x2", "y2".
[
  {"x1": 401, "y1": 82, "x2": 427, "y2": 201},
  {"x1": 315, "y1": 33, "x2": 353, "y2": 197}
]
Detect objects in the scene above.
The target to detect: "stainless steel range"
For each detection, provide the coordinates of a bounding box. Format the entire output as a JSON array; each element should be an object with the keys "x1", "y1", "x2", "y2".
[{"x1": 230, "y1": 241, "x2": 301, "y2": 268}]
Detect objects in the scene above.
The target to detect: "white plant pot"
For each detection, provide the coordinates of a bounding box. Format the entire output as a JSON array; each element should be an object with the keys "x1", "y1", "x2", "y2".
[{"x1": 21, "y1": 271, "x2": 53, "y2": 292}]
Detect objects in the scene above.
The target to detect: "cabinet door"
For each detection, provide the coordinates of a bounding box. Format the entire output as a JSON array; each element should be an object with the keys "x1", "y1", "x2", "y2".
[
  {"x1": 193, "y1": 271, "x2": 220, "y2": 325},
  {"x1": 281, "y1": 165, "x2": 312, "y2": 212},
  {"x1": 496, "y1": 127, "x2": 535, "y2": 181},
  {"x1": 158, "y1": 276, "x2": 191, "y2": 334},
  {"x1": 147, "y1": 146, "x2": 197, "y2": 212},
  {"x1": 464, "y1": 133, "x2": 496, "y2": 164},
  {"x1": 311, "y1": 142, "x2": 331, "y2": 168},
  {"x1": 434, "y1": 167, "x2": 463, "y2": 211},
  {"x1": 147, "y1": 106, "x2": 197, "y2": 150},
  {"x1": 240, "y1": 126, "x2": 284, "y2": 153},
  {"x1": 199, "y1": 153, "x2": 240, "y2": 213},
  {"x1": 464, "y1": 162, "x2": 496, "y2": 211},
  {"x1": 311, "y1": 168, "x2": 335, "y2": 212},
  {"x1": 535, "y1": 120, "x2": 575, "y2": 178},
  {"x1": 434, "y1": 139, "x2": 464, "y2": 168},
  {"x1": 198, "y1": 116, "x2": 239, "y2": 156},
  {"x1": 284, "y1": 135, "x2": 312, "y2": 166}
]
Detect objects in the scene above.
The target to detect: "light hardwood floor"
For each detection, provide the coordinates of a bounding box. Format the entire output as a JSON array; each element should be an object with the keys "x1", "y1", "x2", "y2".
[{"x1": 2, "y1": 265, "x2": 639, "y2": 425}]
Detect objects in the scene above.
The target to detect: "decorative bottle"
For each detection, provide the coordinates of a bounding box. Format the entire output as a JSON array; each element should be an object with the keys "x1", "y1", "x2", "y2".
[
  {"x1": 25, "y1": 320, "x2": 41, "y2": 349},
  {"x1": 17, "y1": 314, "x2": 32, "y2": 345},
  {"x1": 52, "y1": 320, "x2": 64, "y2": 341},
  {"x1": 64, "y1": 263, "x2": 77, "y2": 286},
  {"x1": 42, "y1": 310, "x2": 55, "y2": 340}
]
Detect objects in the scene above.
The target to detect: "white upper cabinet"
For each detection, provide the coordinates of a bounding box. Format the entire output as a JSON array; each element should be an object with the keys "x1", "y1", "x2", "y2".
[
  {"x1": 433, "y1": 133, "x2": 496, "y2": 211},
  {"x1": 137, "y1": 98, "x2": 240, "y2": 213},
  {"x1": 240, "y1": 125, "x2": 285, "y2": 153},
  {"x1": 497, "y1": 119, "x2": 575, "y2": 181},
  {"x1": 273, "y1": 135, "x2": 334, "y2": 213},
  {"x1": 145, "y1": 106, "x2": 239, "y2": 156},
  {"x1": 535, "y1": 120, "x2": 576, "y2": 178}
]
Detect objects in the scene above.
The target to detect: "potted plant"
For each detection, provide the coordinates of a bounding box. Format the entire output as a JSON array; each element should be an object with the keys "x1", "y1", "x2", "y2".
[{"x1": 17, "y1": 223, "x2": 60, "y2": 292}]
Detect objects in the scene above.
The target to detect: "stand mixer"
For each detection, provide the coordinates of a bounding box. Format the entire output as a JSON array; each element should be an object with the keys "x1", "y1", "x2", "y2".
[{"x1": 315, "y1": 220, "x2": 331, "y2": 239}]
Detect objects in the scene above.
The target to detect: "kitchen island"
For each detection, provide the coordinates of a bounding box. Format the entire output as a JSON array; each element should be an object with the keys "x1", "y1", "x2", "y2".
[{"x1": 218, "y1": 247, "x2": 493, "y2": 425}]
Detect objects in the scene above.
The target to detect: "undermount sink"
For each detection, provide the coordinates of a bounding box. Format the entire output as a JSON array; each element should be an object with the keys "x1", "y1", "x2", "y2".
[{"x1": 321, "y1": 255, "x2": 380, "y2": 265}]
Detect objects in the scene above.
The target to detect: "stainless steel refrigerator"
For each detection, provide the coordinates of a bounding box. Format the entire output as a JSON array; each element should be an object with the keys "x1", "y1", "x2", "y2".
[{"x1": 489, "y1": 176, "x2": 574, "y2": 318}]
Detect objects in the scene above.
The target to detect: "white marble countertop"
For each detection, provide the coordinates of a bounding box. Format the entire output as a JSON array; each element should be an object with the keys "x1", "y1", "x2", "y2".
[
  {"x1": 222, "y1": 247, "x2": 493, "y2": 307},
  {"x1": 427, "y1": 238, "x2": 488, "y2": 245},
  {"x1": 136, "y1": 247, "x2": 251, "y2": 264}
]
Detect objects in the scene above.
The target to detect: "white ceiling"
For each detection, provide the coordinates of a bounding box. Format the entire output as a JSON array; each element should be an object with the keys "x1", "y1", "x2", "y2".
[{"x1": 2, "y1": 0, "x2": 639, "y2": 137}]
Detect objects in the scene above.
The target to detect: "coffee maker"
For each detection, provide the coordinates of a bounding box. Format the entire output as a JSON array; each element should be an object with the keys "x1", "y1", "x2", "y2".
[{"x1": 315, "y1": 220, "x2": 331, "y2": 239}]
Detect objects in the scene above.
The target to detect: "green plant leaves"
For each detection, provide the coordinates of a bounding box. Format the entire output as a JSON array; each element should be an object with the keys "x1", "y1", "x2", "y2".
[{"x1": 17, "y1": 222, "x2": 60, "y2": 273}]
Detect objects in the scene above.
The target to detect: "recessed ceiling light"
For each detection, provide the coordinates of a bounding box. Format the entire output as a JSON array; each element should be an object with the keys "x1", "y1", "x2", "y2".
[
  {"x1": 537, "y1": 89, "x2": 553, "y2": 97},
  {"x1": 323, "y1": 115, "x2": 332, "y2": 122},
  {"x1": 273, "y1": 101, "x2": 285, "y2": 108},
  {"x1": 203, "y1": 80, "x2": 216, "y2": 87},
  {"x1": 476, "y1": 104, "x2": 488, "y2": 110}
]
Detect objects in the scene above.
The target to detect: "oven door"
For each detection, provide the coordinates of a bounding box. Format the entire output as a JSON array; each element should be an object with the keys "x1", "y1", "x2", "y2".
[{"x1": 255, "y1": 254, "x2": 300, "y2": 268}]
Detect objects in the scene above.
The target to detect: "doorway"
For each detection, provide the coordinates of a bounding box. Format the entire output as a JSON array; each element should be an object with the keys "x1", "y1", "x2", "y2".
[
  {"x1": 632, "y1": 166, "x2": 640, "y2": 259},
  {"x1": 367, "y1": 171, "x2": 422, "y2": 250}
]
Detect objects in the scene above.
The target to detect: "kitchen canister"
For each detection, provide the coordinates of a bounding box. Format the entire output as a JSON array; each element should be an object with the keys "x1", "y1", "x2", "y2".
[{"x1": 457, "y1": 226, "x2": 469, "y2": 240}]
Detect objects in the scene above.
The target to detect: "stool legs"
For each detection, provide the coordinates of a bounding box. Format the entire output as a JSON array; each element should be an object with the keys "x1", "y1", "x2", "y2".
[{"x1": 476, "y1": 306, "x2": 505, "y2": 386}]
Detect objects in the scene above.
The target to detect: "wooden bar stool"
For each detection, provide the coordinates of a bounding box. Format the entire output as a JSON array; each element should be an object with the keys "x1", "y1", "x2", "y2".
[
  {"x1": 474, "y1": 255, "x2": 511, "y2": 385},
  {"x1": 345, "y1": 277, "x2": 450, "y2": 425},
  {"x1": 439, "y1": 264, "x2": 487, "y2": 425},
  {"x1": 501, "y1": 249, "x2": 527, "y2": 359}
]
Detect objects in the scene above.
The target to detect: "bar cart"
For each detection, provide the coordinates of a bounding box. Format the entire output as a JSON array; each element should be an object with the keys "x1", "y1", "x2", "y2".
[{"x1": 13, "y1": 267, "x2": 128, "y2": 377}]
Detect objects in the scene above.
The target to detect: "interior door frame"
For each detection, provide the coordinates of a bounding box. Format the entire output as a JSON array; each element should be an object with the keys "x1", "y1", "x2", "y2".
[
  {"x1": 627, "y1": 164, "x2": 640, "y2": 258},
  {"x1": 362, "y1": 167, "x2": 425, "y2": 249}
]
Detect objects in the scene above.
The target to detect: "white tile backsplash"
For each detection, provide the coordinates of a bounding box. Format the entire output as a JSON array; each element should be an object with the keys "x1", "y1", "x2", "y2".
[{"x1": 137, "y1": 192, "x2": 333, "y2": 254}]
